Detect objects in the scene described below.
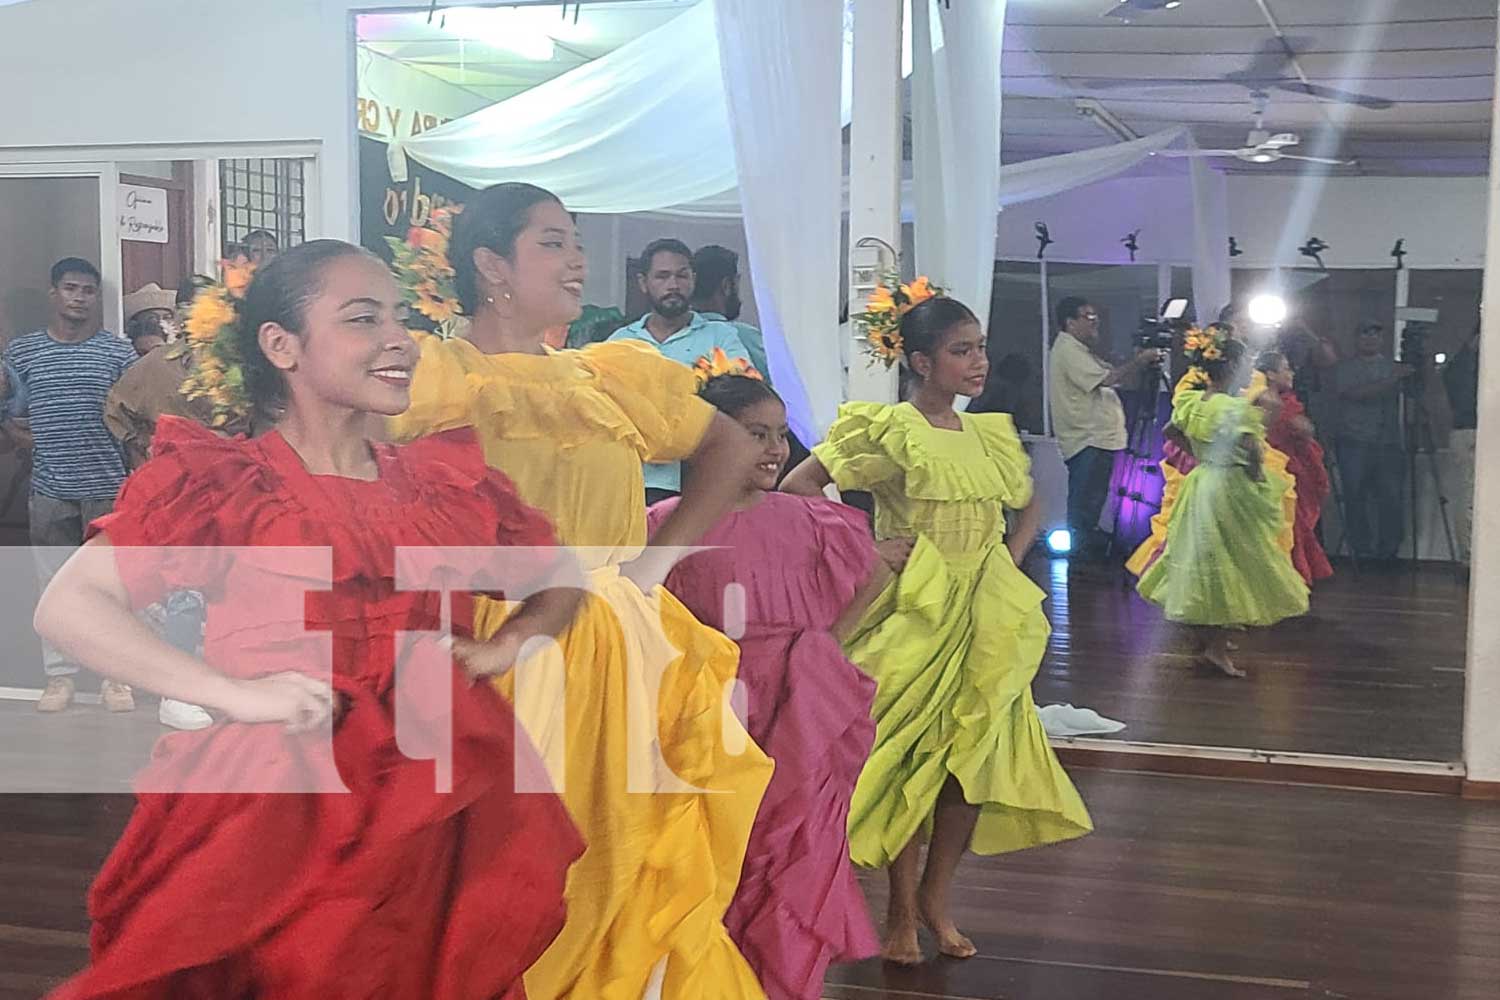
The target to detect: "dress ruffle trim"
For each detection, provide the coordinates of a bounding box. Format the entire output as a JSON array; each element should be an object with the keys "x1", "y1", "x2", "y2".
[{"x1": 820, "y1": 402, "x2": 1033, "y2": 504}]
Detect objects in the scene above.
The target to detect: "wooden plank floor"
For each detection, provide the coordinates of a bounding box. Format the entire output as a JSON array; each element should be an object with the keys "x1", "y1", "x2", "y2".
[
  {"x1": 1029, "y1": 558, "x2": 1467, "y2": 761},
  {"x1": 2, "y1": 772, "x2": 1496, "y2": 999},
  {"x1": 829, "y1": 771, "x2": 1500, "y2": 1000}
]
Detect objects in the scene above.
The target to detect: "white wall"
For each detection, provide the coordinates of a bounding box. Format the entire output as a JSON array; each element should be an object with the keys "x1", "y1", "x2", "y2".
[
  {"x1": 0, "y1": 0, "x2": 360, "y2": 236},
  {"x1": 994, "y1": 172, "x2": 1490, "y2": 271}
]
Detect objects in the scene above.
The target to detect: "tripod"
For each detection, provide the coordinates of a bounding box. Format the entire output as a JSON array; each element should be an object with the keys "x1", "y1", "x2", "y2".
[
  {"x1": 1316, "y1": 421, "x2": 1360, "y2": 571},
  {"x1": 1106, "y1": 359, "x2": 1170, "y2": 564},
  {"x1": 1402, "y1": 385, "x2": 1458, "y2": 570}
]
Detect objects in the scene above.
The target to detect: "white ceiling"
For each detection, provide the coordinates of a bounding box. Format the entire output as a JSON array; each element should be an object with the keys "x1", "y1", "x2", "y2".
[
  {"x1": 359, "y1": 0, "x2": 1498, "y2": 177},
  {"x1": 1005, "y1": 0, "x2": 1498, "y2": 175},
  {"x1": 356, "y1": 1, "x2": 698, "y2": 104}
]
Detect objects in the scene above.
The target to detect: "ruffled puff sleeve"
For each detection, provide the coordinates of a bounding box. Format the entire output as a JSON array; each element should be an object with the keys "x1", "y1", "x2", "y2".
[
  {"x1": 394, "y1": 429, "x2": 573, "y2": 601},
  {"x1": 1173, "y1": 390, "x2": 1265, "y2": 462},
  {"x1": 580, "y1": 340, "x2": 716, "y2": 462},
  {"x1": 86, "y1": 417, "x2": 248, "y2": 610},
  {"x1": 811, "y1": 402, "x2": 903, "y2": 492},
  {"x1": 807, "y1": 497, "x2": 881, "y2": 608},
  {"x1": 386, "y1": 332, "x2": 477, "y2": 443},
  {"x1": 967, "y1": 412, "x2": 1035, "y2": 510}
]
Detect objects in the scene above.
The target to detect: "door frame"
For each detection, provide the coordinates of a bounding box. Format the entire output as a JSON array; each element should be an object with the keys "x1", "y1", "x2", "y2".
[{"x1": 0, "y1": 161, "x2": 120, "y2": 334}]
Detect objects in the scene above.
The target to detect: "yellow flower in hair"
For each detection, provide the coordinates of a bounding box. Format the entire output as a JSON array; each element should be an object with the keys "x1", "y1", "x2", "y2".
[
  {"x1": 419, "y1": 293, "x2": 459, "y2": 324},
  {"x1": 867, "y1": 327, "x2": 904, "y2": 361},
  {"x1": 866, "y1": 285, "x2": 896, "y2": 314},
  {"x1": 1202, "y1": 344, "x2": 1223, "y2": 361},
  {"x1": 185, "y1": 291, "x2": 235, "y2": 345},
  {"x1": 901, "y1": 276, "x2": 935, "y2": 307},
  {"x1": 693, "y1": 347, "x2": 762, "y2": 386}
]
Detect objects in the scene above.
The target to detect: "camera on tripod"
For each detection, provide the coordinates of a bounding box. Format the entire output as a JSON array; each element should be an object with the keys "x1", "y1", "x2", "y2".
[
  {"x1": 1396, "y1": 307, "x2": 1438, "y2": 392},
  {"x1": 1134, "y1": 297, "x2": 1190, "y2": 352}
]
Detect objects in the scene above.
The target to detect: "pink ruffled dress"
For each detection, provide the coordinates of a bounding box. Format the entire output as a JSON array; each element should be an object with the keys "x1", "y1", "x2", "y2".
[{"x1": 649, "y1": 492, "x2": 880, "y2": 1000}]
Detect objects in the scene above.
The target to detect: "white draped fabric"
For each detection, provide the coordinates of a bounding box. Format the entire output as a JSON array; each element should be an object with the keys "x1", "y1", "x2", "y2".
[
  {"x1": 389, "y1": 0, "x2": 1183, "y2": 220},
  {"x1": 388, "y1": 0, "x2": 737, "y2": 213},
  {"x1": 1190, "y1": 151, "x2": 1233, "y2": 325},
  {"x1": 660, "y1": 127, "x2": 1185, "y2": 220},
  {"x1": 910, "y1": 0, "x2": 1006, "y2": 331},
  {"x1": 712, "y1": 0, "x2": 844, "y2": 442}
]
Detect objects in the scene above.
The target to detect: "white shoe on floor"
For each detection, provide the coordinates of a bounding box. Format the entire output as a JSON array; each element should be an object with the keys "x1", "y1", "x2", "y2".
[{"x1": 158, "y1": 697, "x2": 213, "y2": 731}]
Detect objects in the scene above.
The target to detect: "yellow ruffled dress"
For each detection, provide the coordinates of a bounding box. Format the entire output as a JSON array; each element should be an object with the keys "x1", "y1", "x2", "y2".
[
  {"x1": 814, "y1": 403, "x2": 1093, "y2": 866},
  {"x1": 1126, "y1": 370, "x2": 1297, "y2": 577},
  {"x1": 389, "y1": 336, "x2": 773, "y2": 1000}
]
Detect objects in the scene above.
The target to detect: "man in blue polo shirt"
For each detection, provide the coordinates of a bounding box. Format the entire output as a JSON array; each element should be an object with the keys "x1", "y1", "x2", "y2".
[
  {"x1": 1, "y1": 257, "x2": 138, "y2": 714},
  {"x1": 608, "y1": 238, "x2": 748, "y2": 504}
]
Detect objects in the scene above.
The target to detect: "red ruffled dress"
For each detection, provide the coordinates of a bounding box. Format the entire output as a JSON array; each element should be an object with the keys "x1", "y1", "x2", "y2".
[
  {"x1": 1265, "y1": 388, "x2": 1334, "y2": 585},
  {"x1": 648, "y1": 493, "x2": 880, "y2": 1000},
  {"x1": 50, "y1": 417, "x2": 582, "y2": 1000}
]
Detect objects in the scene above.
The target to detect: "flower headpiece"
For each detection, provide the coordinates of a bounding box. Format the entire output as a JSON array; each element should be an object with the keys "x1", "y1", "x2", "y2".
[
  {"x1": 174, "y1": 256, "x2": 256, "y2": 429},
  {"x1": 694, "y1": 347, "x2": 763, "y2": 388},
  {"x1": 386, "y1": 206, "x2": 464, "y2": 339},
  {"x1": 1182, "y1": 323, "x2": 1234, "y2": 367},
  {"x1": 853, "y1": 272, "x2": 944, "y2": 369}
]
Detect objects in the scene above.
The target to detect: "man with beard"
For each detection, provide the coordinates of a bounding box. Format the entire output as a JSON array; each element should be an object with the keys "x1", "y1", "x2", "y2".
[
  {"x1": 609, "y1": 237, "x2": 749, "y2": 503},
  {"x1": 691, "y1": 244, "x2": 769, "y2": 384}
]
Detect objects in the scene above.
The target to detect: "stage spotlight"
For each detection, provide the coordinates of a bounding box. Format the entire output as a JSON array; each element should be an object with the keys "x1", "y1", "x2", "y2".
[
  {"x1": 1046, "y1": 529, "x2": 1073, "y2": 556},
  {"x1": 1247, "y1": 294, "x2": 1288, "y2": 327},
  {"x1": 1435, "y1": 353, "x2": 1448, "y2": 365}
]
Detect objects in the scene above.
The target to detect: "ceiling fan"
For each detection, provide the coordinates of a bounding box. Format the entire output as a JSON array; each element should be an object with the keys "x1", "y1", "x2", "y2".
[
  {"x1": 1156, "y1": 94, "x2": 1355, "y2": 167},
  {"x1": 1084, "y1": 36, "x2": 1394, "y2": 111},
  {"x1": 1104, "y1": 0, "x2": 1183, "y2": 18}
]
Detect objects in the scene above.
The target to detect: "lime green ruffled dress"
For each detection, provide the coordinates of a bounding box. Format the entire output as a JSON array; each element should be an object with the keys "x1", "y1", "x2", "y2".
[
  {"x1": 814, "y1": 403, "x2": 1093, "y2": 867},
  {"x1": 1136, "y1": 390, "x2": 1309, "y2": 626}
]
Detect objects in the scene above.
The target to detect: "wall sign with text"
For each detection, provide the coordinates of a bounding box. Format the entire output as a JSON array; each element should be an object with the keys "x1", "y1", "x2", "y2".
[{"x1": 118, "y1": 184, "x2": 168, "y2": 244}]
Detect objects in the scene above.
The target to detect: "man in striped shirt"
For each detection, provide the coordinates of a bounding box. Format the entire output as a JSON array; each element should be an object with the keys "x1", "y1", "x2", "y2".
[{"x1": 0, "y1": 257, "x2": 138, "y2": 713}]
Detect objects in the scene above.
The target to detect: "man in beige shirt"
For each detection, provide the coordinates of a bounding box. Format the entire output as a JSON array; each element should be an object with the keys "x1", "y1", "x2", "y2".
[{"x1": 1048, "y1": 297, "x2": 1159, "y2": 560}]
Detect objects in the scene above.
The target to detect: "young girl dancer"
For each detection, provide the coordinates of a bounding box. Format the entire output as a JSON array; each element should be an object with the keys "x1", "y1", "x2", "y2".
[
  {"x1": 36, "y1": 240, "x2": 583, "y2": 998},
  {"x1": 1254, "y1": 350, "x2": 1334, "y2": 585},
  {"x1": 388, "y1": 182, "x2": 773, "y2": 999},
  {"x1": 647, "y1": 367, "x2": 883, "y2": 999},
  {"x1": 1126, "y1": 327, "x2": 1297, "y2": 580},
  {"x1": 783, "y1": 293, "x2": 1092, "y2": 965},
  {"x1": 1136, "y1": 328, "x2": 1310, "y2": 677}
]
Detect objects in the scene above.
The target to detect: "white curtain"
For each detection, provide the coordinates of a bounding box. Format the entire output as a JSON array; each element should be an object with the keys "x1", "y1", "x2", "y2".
[
  {"x1": 388, "y1": 0, "x2": 1181, "y2": 221},
  {"x1": 910, "y1": 0, "x2": 1006, "y2": 329},
  {"x1": 658, "y1": 127, "x2": 1184, "y2": 220},
  {"x1": 713, "y1": 0, "x2": 844, "y2": 444},
  {"x1": 388, "y1": 0, "x2": 737, "y2": 213},
  {"x1": 1190, "y1": 152, "x2": 1233, "y2": 326}
]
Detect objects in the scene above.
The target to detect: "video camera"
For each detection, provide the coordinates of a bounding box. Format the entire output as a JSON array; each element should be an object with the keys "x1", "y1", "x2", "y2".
[
  {"x1": 1134, "y1": 297, "x2": 1190, "y2": 351},
  {"x1": 1396, "y1": 307, "x2": 1437, "y2": 371}
]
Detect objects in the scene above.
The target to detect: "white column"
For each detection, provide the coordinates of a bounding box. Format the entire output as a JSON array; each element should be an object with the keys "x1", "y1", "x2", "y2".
[
  {"x1": 192, "y1": 159, "x2": 221, "y2": 273},
  {"x1": 1463, "y1": 1, "x2": 1500, "y2": 787},
  {"x1": 1040, "y1": 258, "x2": 1053, "y2": 437},
  {"x1": 845, "y1": 0, "x2": 903, "y2": 404}
]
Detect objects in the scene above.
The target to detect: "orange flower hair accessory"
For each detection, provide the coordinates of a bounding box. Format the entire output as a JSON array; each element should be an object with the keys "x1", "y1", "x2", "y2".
[
  {"x1": 853, "y1": 271, "x2": 945, "y2": 368},
  {"x1": 175, "y1": 255, "x2": 258, "y2": 429},
  {"x1": 1182, "y1": 323, "x2": 1233, "y2": 367},
  {"x1": 387, "y1": 205, "x2": 463, "y2": 338},
  {"x1": 693, "y1": 347, "x2": 763, "y2": 387}
]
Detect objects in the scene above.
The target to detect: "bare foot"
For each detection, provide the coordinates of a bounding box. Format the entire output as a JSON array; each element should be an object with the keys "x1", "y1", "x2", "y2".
[
  {"x1": 918, "y1": 908, "x2": 977, "y2": 959},
  {"x1": 1202, "y1": 649, "x2": 1247, "y2": 678},
  {"x1": 881, "y1": 919, "x2": 923, "y2": 965}
]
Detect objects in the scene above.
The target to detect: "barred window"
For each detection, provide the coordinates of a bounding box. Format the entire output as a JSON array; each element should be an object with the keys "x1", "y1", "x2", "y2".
[{"x1": 219, "y1": 158, "x2": 307, "y2": 256}]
